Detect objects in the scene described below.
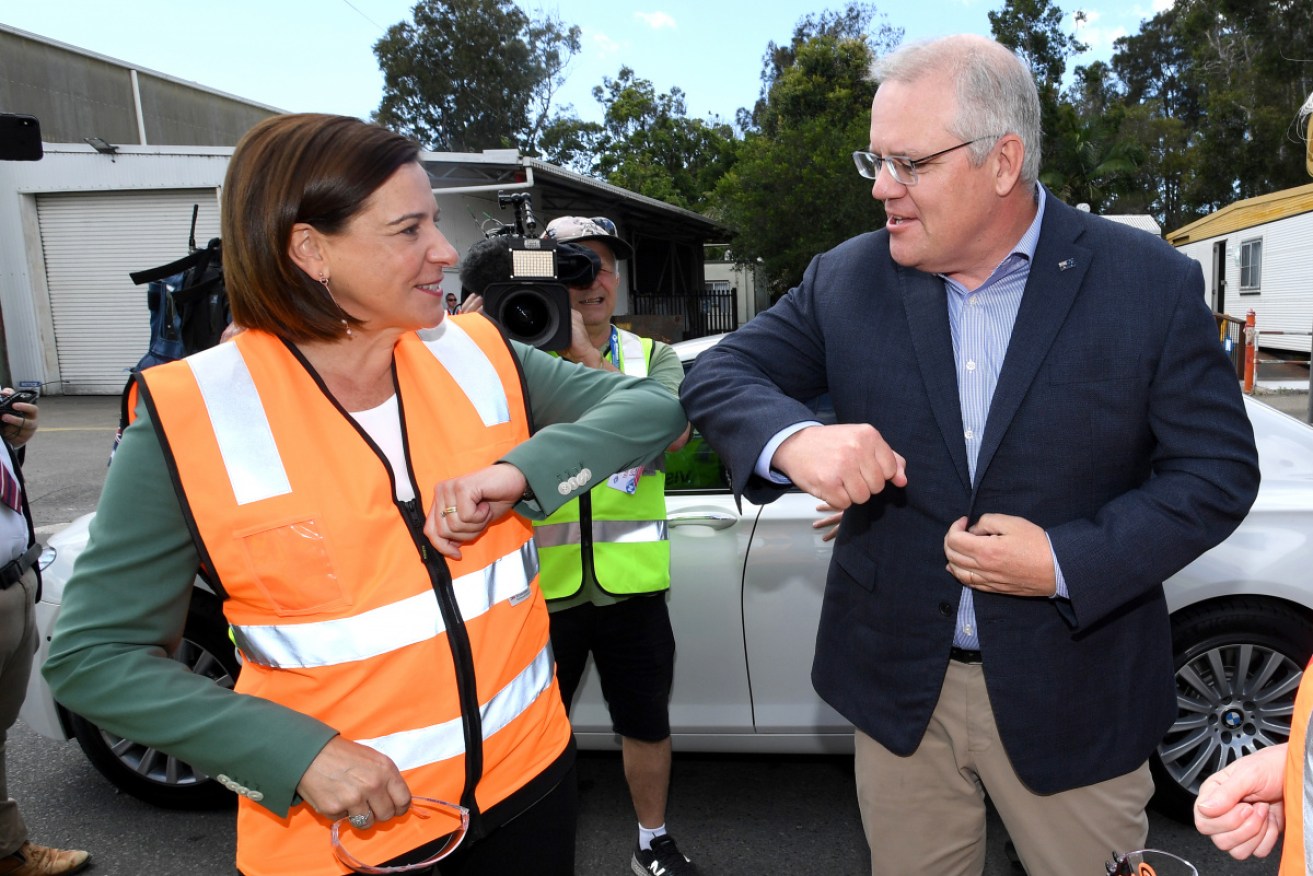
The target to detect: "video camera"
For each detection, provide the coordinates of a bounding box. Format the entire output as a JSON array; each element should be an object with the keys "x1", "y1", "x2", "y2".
[{"x1": 460, "y1": 192, "x2": 600, "y2": 351}]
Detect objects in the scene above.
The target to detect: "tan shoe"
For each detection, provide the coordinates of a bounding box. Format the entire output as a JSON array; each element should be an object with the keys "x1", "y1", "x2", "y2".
[{"x1": 0, "y1": 843, "x2": 90, "y2": 876}]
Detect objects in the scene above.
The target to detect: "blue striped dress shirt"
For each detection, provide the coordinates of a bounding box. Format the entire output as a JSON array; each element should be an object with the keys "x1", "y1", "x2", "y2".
[{"x1": 945, "y1": 185, "x2": 1050, "y2": 649}]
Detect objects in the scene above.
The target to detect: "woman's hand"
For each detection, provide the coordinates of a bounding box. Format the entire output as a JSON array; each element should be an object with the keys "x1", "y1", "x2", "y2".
[
  {"x1": 1, "y1": 388, "x2": 38, "y2": 448},
  {"x1": 425, "y1": 463, "x2": 528, "y2": 560},
  {"x1": 297, "y1": 735, "x2": 411, "y2": 828}
]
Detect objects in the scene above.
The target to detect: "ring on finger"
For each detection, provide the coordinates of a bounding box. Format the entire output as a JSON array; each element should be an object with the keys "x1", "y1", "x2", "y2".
[
  {"x1": 348, "y1": 812, "x2": 373, "y2": 830},
  {"x1": 441, "y1": 506, "x2": 458, "y2": 517}
]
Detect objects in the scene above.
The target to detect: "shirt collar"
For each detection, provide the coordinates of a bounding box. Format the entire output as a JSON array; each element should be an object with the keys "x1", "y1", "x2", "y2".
[{"x1": 939, "y1": 184, "x2": 1047, "y2": 293}]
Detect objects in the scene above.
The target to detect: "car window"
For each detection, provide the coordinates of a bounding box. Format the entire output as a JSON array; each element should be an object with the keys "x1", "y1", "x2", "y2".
[
  {"x1": 665, "y1": 431, "x2": 729, "y2": 492},
  {"x1": 668, "y1": 349, "x2": 834, "y2": 493}
]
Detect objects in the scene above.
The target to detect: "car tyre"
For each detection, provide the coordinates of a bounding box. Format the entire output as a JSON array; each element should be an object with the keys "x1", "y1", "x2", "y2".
[
  {"x1": 1151, "y1": 598, "x2": 1313, "y2": 822},
  {"x1": 67, "y1": 593, "x2": 238, "y2": 809}
]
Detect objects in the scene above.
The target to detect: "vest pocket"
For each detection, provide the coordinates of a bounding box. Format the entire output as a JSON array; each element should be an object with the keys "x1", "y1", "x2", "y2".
[{"x1": 236, "y1": 516, "x2": 347, "y2": 616}]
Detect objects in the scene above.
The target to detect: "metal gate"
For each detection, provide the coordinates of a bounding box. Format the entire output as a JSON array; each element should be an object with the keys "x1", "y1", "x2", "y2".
[{"x1": 631, "y1": 287, "x2": 738, "y2": 340}]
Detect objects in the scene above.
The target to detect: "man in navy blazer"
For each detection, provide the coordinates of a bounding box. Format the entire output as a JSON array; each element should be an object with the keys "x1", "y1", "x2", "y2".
[{"x1": 681, "y1": 34, "x2": 1260, "y2": 876}]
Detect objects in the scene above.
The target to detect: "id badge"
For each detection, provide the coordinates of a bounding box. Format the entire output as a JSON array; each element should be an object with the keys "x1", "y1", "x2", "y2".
[{"x1": 607, "y1": 467, "x2": 641, "y2": 495}]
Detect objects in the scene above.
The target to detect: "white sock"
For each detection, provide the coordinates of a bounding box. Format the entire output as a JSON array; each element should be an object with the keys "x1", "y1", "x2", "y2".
[{"x1": 638, "y1": 823, "x2": 667, "y2": 851}]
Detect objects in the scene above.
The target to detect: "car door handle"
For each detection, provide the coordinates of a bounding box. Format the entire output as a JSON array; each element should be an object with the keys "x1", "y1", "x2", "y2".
[{"x1": 668, "y1": 510, "x2": 737, "y2": 530}]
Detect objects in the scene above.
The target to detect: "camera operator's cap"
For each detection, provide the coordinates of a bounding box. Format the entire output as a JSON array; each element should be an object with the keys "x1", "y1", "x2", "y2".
[{"x1": 542, "y1": 216, "x2": 633, "y2": 261}]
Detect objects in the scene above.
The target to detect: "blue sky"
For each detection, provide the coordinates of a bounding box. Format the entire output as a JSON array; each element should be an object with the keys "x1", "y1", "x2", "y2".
[{"x1": 2, "y1": 0, "x2": 1174, "y2": 127}]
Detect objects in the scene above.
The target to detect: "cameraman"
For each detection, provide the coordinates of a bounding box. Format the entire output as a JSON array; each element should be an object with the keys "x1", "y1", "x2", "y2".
[
  {"x1": 536, "y1": 216, "x2": 698, "y2": 876},
  {"x1": 0, "y1": 392, "x2": 90, "y2": 876}
]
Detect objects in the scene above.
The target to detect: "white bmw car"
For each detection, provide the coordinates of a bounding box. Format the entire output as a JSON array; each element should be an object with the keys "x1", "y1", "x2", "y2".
[{"x1": 23, "y1": 334, "x2": 1313, "y2": 821}]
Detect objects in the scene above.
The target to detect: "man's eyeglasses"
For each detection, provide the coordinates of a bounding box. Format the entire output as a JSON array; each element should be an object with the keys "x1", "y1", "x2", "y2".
[
  {"x1": 1105, "y1": 849, "x2": 1197, "y2": 876},
  {"x1": 330, "y1": 796, "x2": 470, "y2": 874},
  {"x1": 852, "y1": 136, "x2": 998, "y2": 186}
]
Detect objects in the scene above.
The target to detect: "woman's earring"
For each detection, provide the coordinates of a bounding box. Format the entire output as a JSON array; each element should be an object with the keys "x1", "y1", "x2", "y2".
[{"x1": 319, "y1": 273, "x2": 352, "y2": 338}]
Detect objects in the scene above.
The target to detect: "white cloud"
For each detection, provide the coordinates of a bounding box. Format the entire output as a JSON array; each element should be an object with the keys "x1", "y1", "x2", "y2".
[
  {"x1": 590, "y1": 31, "x2": 623, "y2": 58},
  {"x1": 1076, "y1": 23, "x2": 1129, "y2": 59},
  {"x1": 633, "y1": 11, "x2": 677, "y2": 30}
]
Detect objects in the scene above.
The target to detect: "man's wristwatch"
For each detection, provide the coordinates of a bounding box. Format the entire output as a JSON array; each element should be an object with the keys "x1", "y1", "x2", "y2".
[{"x1": 522, "y1": 483, "x2": 536, "y2": 502}]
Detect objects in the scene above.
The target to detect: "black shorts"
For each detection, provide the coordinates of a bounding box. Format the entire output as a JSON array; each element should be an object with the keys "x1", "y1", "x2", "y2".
[{"x1": 549, "y1": 593, "x2": 675, "y2": 742}]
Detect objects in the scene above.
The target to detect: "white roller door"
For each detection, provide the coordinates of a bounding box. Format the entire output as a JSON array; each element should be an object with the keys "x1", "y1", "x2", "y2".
[{"x1": 36, "y1": 189, "x2": 221, "y2": 394}]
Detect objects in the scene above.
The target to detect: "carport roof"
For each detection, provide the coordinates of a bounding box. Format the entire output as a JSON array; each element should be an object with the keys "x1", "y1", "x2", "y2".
[{"x1": 420, "y1": 149, "x2": 725, "y2": 243}]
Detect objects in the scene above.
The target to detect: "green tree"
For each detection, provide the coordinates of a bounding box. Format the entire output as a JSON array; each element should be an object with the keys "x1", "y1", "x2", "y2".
[
  {"x1": 988, "y1": 0, "x2": 1087, "y2": 196},
  {"x1": 743, "y1": 3, "x2": 901, "y2": 134},
  {"x1": 713, "y1": 6, "x2": 903, "y2": 294},
  {"x1": 373, "y1": 0, "x2": 580, "y2": 152},
  {"x1": 1108, "y1": 0, "x2": 1313, "y2": 230},
  {"x1": 1040, "y1": 62, "x2": 1143, "y2": 212},
  {"x1": 539, "y1": 67, "x2": 737, "y2": 211}
]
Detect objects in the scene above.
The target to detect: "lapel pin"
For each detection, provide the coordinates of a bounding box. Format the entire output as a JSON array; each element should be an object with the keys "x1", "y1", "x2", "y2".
[{"x1": 1058, "y1": 258, "x2": 1076, "y2": 271}]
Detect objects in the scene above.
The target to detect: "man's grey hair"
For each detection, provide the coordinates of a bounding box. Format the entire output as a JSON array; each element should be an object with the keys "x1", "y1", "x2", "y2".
[{"x1": 870, "y1": 35, "x2": 1042, "y2": 187}]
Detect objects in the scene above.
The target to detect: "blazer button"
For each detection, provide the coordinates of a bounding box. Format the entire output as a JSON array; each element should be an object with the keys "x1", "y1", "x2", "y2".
[{"x1": 938, "y1": 602, "x2": 953, "y2": 618}]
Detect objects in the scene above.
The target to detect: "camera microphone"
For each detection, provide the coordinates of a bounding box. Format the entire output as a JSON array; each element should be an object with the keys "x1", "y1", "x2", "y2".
[{"x1": 459, "y1": 237, "x2": 514, "y2": 300}]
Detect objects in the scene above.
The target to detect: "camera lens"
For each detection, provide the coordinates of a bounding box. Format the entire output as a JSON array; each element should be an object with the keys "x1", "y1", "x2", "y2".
[{"x1": 499, "y1": 289, "x2": 554, "y2": 341}]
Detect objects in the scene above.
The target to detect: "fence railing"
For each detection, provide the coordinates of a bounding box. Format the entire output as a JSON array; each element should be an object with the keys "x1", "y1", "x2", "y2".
[
  {"x1": 1215, "y1": 313, "x2": 1245, "y2": 380},
  {"x1": 1221, "y1": 309, "x2": 1312, "y2": 396},
  {"x1": 631, "y1": 287, "x2": 738, "y2": 340}
]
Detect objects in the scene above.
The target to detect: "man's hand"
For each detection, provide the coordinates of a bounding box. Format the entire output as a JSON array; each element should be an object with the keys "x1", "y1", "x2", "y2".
[
  {"x1": 424, "y1": 462, "x2": 528, "y2": 560},
  {"x1": 772, "y1": 424, "x2": 906, "y2": 509},
  {"x1": 457, "y1": 293, "x2": 484, "y2": 316},
  {"x1": 1194, "y1": 743, "x2": 1286, "y2": 860},
  {"x1": 813, "y1": 502, "x2": 843, "y2": 543},
  {"x1": 296, "y1": 735, "x2": 411, "y2": 827},
  {"x1": 0, "y1": 388, "x2": 38, "y2": 448},
  {"x1": 560, "y1": 311, "x2": 612, "y2": 370},
  {"x1": 942, "y1": 514, "x2": 1056, "y2": 596}
]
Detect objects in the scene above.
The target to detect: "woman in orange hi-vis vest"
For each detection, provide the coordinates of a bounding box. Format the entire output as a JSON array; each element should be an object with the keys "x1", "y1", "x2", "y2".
[
  {"x1": 1193, "y1": 661, "x2": 1313, "y2": 873},
  {"x1": 43, "y1": 114, "x2": 686, "y2": 876}
]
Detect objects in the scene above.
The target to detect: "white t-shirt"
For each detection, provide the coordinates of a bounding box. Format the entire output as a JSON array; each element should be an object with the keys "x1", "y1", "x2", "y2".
[{"x1": 346, "y1": 395, "x2": 415, "y2": 503}]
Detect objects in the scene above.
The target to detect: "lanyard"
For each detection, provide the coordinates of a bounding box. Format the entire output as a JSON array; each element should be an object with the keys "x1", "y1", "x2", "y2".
[{"x1": 605, "y1": 325, "x2": 620, "y2": 369}]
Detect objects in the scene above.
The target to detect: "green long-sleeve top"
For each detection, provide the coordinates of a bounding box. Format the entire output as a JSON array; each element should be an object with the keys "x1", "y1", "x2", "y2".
[{"x1": 43, "y1": 338, "x2": 687, "y2": 817}]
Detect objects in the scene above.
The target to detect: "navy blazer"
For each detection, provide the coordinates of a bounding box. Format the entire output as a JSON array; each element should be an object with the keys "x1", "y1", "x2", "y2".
[{"x1": 681, "y1": 195, "x2": 1260, "y2": 794}]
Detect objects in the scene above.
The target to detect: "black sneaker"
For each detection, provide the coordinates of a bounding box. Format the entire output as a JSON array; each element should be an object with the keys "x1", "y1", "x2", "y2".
[{"x1": 631, "y1": 834, "x2": 701, "y2": 876}]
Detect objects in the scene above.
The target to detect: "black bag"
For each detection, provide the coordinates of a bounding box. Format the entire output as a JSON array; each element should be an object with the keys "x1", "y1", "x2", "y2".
[{"x1": 129, "y1": 234, "x2": 229, "y2": 364}]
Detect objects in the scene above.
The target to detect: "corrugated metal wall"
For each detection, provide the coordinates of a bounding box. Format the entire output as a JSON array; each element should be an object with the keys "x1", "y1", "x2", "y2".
[
  {"x1": 36, "y1": 188, "x2": 220, "y2": 393},
  {"x1": 1177, "y1": 211, "x2": 1313, "y2": 354}
]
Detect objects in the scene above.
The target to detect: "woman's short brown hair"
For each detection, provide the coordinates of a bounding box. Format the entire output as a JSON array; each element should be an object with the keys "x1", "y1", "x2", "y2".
[{"x1": 221, "y1": 114, "x2": 421, "y2": 342}]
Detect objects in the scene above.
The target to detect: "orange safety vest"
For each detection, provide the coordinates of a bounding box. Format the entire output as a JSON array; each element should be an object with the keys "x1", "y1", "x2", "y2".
[
  {"x1": 135, "y1": 318, "x2": 571, "y2": 876},
  {"x1": 1281, "y1": 660, "x2": 1313, "y2": 875}
]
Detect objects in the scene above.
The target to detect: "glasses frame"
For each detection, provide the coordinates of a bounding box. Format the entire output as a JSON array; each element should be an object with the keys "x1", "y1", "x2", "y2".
[
  {"x1": 330, "y1": 796, "x2": 471, "y2": 875},
  {"x1": 1105, "y1": 848, "x2": 1198, "y2": 876},
  {"x1": 852, "y1": 135, "x2": 999, "y2": 186}
]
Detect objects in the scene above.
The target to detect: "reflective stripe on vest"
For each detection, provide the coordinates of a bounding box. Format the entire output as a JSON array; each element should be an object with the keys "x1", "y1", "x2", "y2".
[
  {"x1": 232, "y1": 541, "x2": 538, "y2": 668},
  {"x1": 361, "y1": 644, "x2": 553, "y2": 770},
  {"x1": 187, "y1": 345, "x2": 291, "y2": 506},
  {"x1": 417, "y1": 321, "x2": 510, "y2": 426},
  {"x1": 533, "y1": 519, "x2": 668, "y2": 550},
  {"x1": 617, "y1": 328, "x2": 647, "y2": 378}
]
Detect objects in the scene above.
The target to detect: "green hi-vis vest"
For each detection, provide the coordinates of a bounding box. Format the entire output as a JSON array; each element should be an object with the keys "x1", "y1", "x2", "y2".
[{"x1": 535, "y1": 328, "x2": 670, "y2": 600}]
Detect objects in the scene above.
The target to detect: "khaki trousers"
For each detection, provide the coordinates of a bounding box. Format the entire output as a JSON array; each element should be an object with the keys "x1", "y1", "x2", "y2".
[
  {"x1": 854, "y1": 659, "x2": 1153, "y2": 876},
  {"x1": 0, "y1": 569, "x2": 36, "y2": 857}
]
